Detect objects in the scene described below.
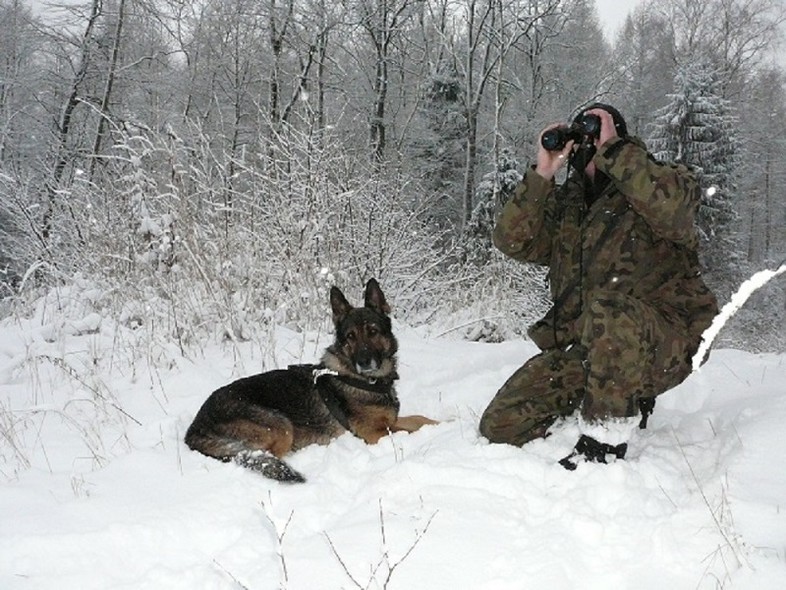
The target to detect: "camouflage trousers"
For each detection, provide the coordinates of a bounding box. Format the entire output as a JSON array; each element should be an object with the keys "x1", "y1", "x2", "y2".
[{"x1": 479, "y1": 292, "x2": 694, "y2": 447}]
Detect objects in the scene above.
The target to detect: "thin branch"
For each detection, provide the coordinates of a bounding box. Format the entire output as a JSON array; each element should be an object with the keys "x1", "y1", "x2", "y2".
[
  {"x1": 213, "y1": 560, "x2": 252, "y2": 590},
  {"x1": 671, "y1": 428, "x2": 746, "y2": 570},
  {"x1": 323, "y1": 532, "x2": 364, "y2": 590}
]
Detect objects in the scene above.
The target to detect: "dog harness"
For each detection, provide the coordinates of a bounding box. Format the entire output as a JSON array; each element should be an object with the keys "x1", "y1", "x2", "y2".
[{"x1": 287, "y1": 364, "x2": 398, "y2": 432}]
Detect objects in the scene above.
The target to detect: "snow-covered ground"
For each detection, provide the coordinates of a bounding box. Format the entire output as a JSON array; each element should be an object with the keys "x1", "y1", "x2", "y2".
[{"x1": 1, "y1": 302, "x2": 786, "y2": 589}]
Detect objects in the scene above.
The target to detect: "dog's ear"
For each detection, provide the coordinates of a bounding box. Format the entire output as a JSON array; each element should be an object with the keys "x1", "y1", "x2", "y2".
[
  {"x1": 364, "y1": 278, "x2": 390, "y2": 315},
  {"x1": 330, "y1": 286, "x2": 353, "y2": 325}
]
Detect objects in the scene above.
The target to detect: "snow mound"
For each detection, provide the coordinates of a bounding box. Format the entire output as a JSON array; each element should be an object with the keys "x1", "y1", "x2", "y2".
[{"x1": 1, "y1": 317, "x2": 785, "y2": 589}]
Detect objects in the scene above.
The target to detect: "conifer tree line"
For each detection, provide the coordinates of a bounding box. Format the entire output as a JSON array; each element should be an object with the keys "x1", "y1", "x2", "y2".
[{"x1": 0, "y1": 0, "x2": 784, "y2": 349}]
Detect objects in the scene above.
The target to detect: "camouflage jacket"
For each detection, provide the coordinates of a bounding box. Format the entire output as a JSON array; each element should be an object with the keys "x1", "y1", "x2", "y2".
[{"x1": 493, "y1": 136, "x2": 719, "y2": 351}]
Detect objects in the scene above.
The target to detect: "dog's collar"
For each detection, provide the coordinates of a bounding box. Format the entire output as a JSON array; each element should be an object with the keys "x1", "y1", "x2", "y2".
[{"x1": 311, "y1": 366, "x2": 398, "y2": 394}]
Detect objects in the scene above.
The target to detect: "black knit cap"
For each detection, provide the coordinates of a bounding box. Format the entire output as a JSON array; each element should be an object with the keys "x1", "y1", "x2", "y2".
[{"x1": 574, "y1": 102, "x2": 628, "y2": 138}]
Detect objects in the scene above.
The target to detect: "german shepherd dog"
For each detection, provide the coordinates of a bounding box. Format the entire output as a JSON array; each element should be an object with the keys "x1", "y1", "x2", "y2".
[{"x1": 184, "y1": 279, "x2": 437, "y2": 483}]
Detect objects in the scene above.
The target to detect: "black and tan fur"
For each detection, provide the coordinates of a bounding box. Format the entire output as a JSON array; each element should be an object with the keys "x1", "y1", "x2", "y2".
[{"x1": 184, "y1": 279, "x2": 437, "y2": 483}]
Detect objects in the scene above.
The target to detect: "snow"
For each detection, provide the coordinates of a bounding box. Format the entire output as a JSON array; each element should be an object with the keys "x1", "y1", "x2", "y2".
[
  {"x1": 693, "y1": 261, "x2": 786, "y2": 370},
  {"x1": 2, "y1": 307, "x2": 786, "y2": 589}
]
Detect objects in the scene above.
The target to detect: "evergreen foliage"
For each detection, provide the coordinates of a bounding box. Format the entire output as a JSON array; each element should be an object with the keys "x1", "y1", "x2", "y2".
[
  {"x1": 463, "y1": 149, "x2": 522, "y2": 267},
  {"x1": 648, "y1": 61, "x2": 744, "y2": 297},
  {"x1": 452, "y1": 151, "x2": 549, "y2": 343},
  {"x1": 406, "y1": 65, "x2": 466, "y2": 229}
]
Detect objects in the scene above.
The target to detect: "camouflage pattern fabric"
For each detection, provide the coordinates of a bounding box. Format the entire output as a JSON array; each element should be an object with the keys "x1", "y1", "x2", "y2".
[
  {"x1": 479, "y1": 347, "x2": 586, "y2": 446},
  {"x1": 577, "y1": 290, "x2": 693, "y2": 420},
  {"x1": 480, "y1": 292, "x2": 694, "y2": 444},
  {"x1": 481, "y1": 136, "x2": 719, "y2": 446}
]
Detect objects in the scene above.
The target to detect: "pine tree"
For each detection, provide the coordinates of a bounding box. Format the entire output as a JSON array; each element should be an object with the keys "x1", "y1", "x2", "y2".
[
  {"x1": 406, "y1": 65, "x2": 466, "y2": 229},
  {"x1": 462, "y1": 149, "x2": 522, "y2": 266},
  {"x1": 648, "y1": 61, "x2": 742, "y2": 296}
]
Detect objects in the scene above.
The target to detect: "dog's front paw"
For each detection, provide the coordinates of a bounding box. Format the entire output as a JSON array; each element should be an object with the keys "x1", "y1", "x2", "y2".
[{"x1": 393, "y1": 415, "x2": 439, "y2": 433}]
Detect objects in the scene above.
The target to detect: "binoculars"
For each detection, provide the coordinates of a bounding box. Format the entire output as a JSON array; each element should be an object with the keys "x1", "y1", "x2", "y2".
[{"x1": 541, "y1": 113, "x2": 601, "y2": 151}]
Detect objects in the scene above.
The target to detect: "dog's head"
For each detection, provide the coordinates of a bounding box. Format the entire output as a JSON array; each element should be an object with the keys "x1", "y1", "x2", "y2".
[{"x1": 326, "y1": 278, "x2": 398, "y2": 378}]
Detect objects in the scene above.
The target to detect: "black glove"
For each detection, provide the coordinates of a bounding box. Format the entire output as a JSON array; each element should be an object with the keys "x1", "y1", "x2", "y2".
[
  {"x1": 559, "y1": 434, "x2": 628, "y2": 471},
  {"x1": 638, "y1": 397, "x2": 656, "y2": 429}
]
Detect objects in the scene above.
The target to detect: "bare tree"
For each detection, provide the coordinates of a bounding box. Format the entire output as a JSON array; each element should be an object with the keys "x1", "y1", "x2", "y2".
[
  {"x1": 88, "y1": 0, "x2": 127, "y2": 182},
  {"x1": 0, "y1": 0, "x2": 44, "y2": 170},
  {"x1": 650, "y1": 0, "x2": 786, "y2": 97},
  {"x1": 609, "y1": 4, "x2": 676, "y2": 134},
  {"x1": 42, "y1": 0, "x2": 104, "y2": 245},
  {"x1": 739, "y1": 66, "x2": 786, "y2": 265},
  {"x1": 447, "y1": 0, "x2": 563, "y2": 227},
  {"x1": 711, "y1": 0, "x2": 786, "y2": 97},
  {"x1": 355, "y1": 0, "x2": 421, "y2": 163}
]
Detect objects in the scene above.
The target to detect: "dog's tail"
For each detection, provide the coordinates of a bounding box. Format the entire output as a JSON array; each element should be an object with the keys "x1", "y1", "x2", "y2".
[
  {"x1": 234, "y1": 449, "x2": 306, "y2": 484},
  {"x1": 185, "y1": 429, "x2": 306, "y2": 483}
]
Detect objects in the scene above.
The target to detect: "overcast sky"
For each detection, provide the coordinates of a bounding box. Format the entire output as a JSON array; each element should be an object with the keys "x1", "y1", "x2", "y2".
[{"x1": 594, "y1": 0, "x2": 644, "y2": 41}]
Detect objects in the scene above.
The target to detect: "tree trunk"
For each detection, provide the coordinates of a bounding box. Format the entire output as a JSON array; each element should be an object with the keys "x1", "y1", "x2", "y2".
[
  {"x1": 316, "y1": 27, "x2": 327, "y2": 142},
  {"x1": 370, "y1": 50, "x2": 388, "y2": 163},
  {"x1": 764, "y1": 155, "x2": 771, "y2": 260},
  {"x1": 462, "y1": 109, "x2": 477, "y2": 226},
  {"x1": 43, "y1": 0, "x2": 102, "y2": 244},
  {"x1": 89, "y1": 0, "x2": 126, "y2": 182}
]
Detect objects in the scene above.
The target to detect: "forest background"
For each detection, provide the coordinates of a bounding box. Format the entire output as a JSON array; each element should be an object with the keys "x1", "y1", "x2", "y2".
[{"x1": 0, "y1": 0, "x2": 785, "y2": 352}]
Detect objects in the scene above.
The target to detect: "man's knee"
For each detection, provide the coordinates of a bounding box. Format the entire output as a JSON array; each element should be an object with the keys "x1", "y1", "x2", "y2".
[
  {"x1": 478, "y1": 387, "x2": 525, "y2": 444},
  {"x1": 479, "y1": 351, "x2": 585, "y2": 445},
  {"x1": 478, "y1": 406, "x2": 507, "y2": 444},
  {"x1": 479, "y1": 402, "x2": 554, "y2": 446}
]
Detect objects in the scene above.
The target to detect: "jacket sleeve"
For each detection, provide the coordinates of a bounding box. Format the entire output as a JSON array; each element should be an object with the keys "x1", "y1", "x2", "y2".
[
  {"x1": 492, "y1": 168, "x2": 556, "y2": 265},
  {"x1": 594, "y1": 137, "x2": 700, "y2": 247}
]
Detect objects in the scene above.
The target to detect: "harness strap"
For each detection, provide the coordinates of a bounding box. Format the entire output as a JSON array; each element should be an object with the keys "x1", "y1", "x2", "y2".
[
  {"x1": 315, "y1": 372, "x2": 353, "y2": 432},
  {"x1": 287, "y1": 364, "x2": 396, "y2": 432},
  {"x1": 312, "y1": 367, "x2": 339, "y2": 382}
]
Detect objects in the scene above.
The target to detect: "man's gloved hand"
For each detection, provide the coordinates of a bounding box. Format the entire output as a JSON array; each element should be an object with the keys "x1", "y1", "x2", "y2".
[{"x1": 559, "y1": 434, "x2": 628, "y2": 471}]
